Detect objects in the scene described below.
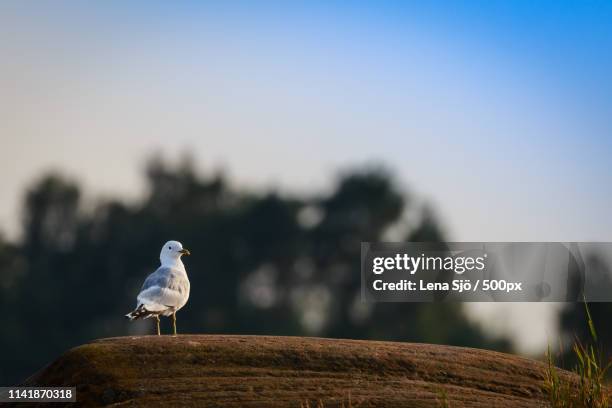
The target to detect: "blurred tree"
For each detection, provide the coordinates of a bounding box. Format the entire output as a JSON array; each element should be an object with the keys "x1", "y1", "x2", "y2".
[
  {"x1": 0, "y1": 158, "x2": 510, "y2": 385},
  {"x1": 22, "y1": 174, "x2": 80, "y2": 254}
]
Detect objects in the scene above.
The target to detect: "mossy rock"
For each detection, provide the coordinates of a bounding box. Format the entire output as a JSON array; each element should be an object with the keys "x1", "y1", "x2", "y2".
[{"x1": 21, "y1": 335, "x2": 563, "y2": 407}]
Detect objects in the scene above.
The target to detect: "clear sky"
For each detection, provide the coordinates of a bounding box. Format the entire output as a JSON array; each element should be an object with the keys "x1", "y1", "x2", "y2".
[{"x1": 1, "y1": 1, "x2": 611, "y2": 353}]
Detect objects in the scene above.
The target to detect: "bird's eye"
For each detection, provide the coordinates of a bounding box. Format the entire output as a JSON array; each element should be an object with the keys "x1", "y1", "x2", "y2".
[{"x1": 168, "y1": 246, "x2": 172, "y2": 250}]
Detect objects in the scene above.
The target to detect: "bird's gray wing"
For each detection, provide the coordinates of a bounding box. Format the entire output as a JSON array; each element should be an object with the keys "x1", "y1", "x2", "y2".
[{"x1": 137, "y1": 266, "x2": 190, "y2": 310}]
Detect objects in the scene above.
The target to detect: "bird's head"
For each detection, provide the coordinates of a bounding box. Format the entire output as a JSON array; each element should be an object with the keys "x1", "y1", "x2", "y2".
[{"x1": 160, "y1": 240, "x2": 190, "y2": 264}]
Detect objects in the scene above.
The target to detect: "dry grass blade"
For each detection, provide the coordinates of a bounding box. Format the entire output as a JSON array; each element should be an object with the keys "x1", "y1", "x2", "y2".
[{"x1": 544, "y1": 301, "x2": 611, "y2": 408}]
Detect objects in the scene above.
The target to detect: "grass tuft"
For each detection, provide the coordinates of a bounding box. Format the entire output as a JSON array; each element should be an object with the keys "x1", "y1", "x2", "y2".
[
  {"x1": 436, "y1": 387, "x2": 451, "y2": 408},
  {"x1": 300, "y1": 392, "x2": 358, "y2": 408},
  {"x1": 544, "y1": 301, "x2": 611, "y2": 407}
]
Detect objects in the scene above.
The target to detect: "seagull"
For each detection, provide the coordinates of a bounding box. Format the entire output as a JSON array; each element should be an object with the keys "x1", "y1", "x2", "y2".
[{"x1": 126, "y1": 240, "x2": 191, "y2": 335}]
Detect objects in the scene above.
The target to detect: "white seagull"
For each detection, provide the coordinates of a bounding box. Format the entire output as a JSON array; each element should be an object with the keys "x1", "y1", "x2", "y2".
[{"x1": 126, "y1": 240, "x2": 191, "y2": 335}]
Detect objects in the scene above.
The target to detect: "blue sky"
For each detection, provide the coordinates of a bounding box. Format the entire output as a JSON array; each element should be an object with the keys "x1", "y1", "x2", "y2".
[{"x1": 1, "y1": 1, "x2": 611, "y2": 352}]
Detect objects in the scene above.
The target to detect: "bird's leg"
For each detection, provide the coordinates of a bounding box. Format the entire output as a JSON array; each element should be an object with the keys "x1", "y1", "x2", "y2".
[
  {"x1": 155, "y1": 315, "x2": 161, "y2": 336},
  {"x1": 172, "y1": 312, "x2": 177, "y2": 336}
]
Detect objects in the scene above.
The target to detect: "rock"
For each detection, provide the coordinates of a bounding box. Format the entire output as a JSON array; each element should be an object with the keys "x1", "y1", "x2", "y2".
[{"x1": 22, "y1": 335, "x2": 560, "y2": 407}]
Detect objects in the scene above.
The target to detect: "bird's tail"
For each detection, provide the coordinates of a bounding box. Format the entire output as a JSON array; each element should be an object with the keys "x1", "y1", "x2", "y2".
[{"x1": 125, "y1": 304, "x2": 156, "y2": 320}]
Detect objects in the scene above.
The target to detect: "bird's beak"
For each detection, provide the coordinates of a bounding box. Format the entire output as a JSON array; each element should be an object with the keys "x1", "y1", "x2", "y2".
[{"x1": 179, "y1": 248, "x2": 191, "y2": 256}]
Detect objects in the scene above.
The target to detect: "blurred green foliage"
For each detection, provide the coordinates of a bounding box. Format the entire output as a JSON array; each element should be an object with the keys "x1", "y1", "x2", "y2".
[{"x1": 0, "y1": 157, "x2": 511, "y2": 385}]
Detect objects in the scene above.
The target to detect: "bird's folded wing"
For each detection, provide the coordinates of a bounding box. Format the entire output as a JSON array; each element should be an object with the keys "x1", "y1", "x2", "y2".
[{"x1": 137, "y1": 266, "x2": 189, "y2": 309}]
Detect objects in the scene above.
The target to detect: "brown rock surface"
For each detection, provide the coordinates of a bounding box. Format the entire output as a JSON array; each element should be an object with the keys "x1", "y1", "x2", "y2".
[{"x1": 22, "y1": 335, "x2": 560, "y2": 407}]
